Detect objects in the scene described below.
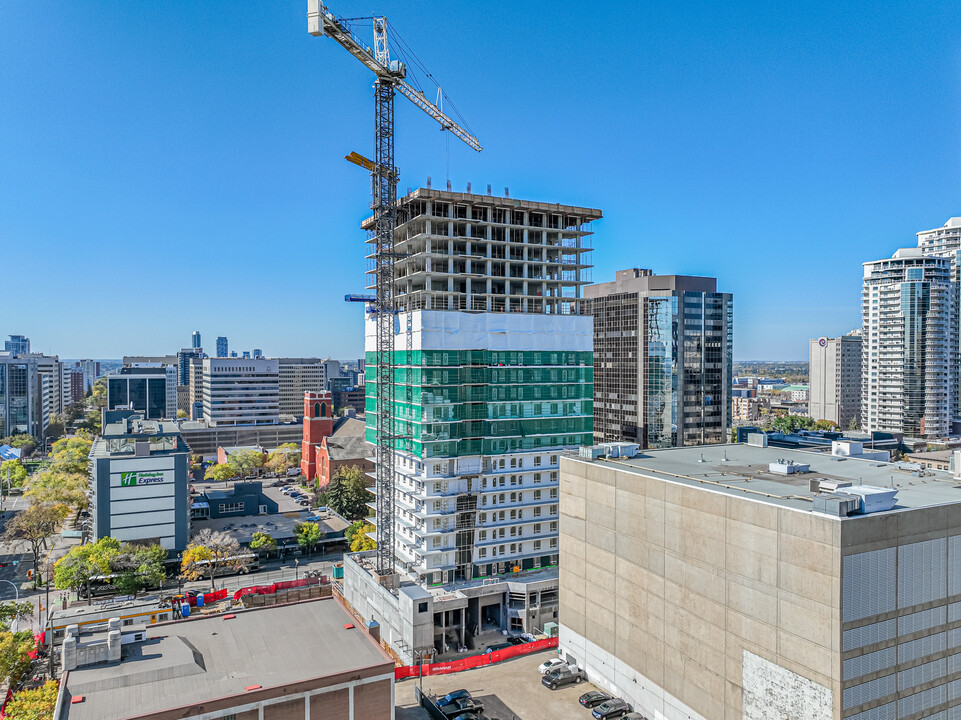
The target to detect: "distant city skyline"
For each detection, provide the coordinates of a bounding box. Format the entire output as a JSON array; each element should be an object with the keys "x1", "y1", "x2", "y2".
[{"x1": 3, "y1": 2, "x2": 960, "y2": 360}]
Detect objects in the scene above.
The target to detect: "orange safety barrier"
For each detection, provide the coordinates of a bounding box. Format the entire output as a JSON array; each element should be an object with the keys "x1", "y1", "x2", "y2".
[{"x1": 394, "y1": 637, "x2": 558, "y2": 679}]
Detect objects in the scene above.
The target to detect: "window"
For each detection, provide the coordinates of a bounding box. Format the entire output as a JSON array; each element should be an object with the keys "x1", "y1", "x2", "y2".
[
  {"x1": 534, "y1": 490, "x2": 542, "y2": 500},
  {"x1": 550, "y1": 488, "x2": 558, "y2": 499},
  {"x1": 550, "y1": 455, "x2": 558, "y2": 465},
  {"x1": 533, "y1": 506, "x2": 541, "y2": 517},
  {"x1": 534, "y1": 456, "x2": 542, "y2": 466},
  {"x1": 550, "y1": 521, "x2": 558, "y2": 533},
  {"x1": 534, "y1": 473, "x2": 542, "y2": 484},
  {"x1": 479, "y1": 547, "x2": 487, "y2": 558},
  {"x1": 218, "y1": 502, "x2": 244, "y2": 514},
  {"x1": 479, "y1": 531, "x2": 487, "y2": 540},
  {"x1": 534, "y1": 540, "x2": 541, "y2": 550},
  {"x1": 418, "y1": 601, "x2": 428, "y2": 613},
  {"x1": 534, "y1": 523, "x2": 541, "y2": 533},
  {"x1": 433, "y1": 537, "x2": 441, "y2": 547},
  {"x1": 510, "y1": 457, "x2": 518, "y2": 468}
]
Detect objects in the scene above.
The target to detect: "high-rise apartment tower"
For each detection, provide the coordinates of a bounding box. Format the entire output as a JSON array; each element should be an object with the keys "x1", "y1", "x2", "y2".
[
  {"x1": 191, "y1": 331, "x2": 202, "y2": 349},
  {"x1": 862, "y1": 249, "x2": 956, "y2": 437},
  {"x1": 809, "y1": 331, "x2": 862, "y2": 429},
  {"x1": 216, "y1": 337, "x2": 228, "y2": 358}
]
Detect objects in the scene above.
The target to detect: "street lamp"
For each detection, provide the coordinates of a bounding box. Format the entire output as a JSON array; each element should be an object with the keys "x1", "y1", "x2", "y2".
[
  {"x1": 294, "y1": 559, "x2": 299, "y2": 582},
  {"x1": 0, "y1": 579, "x2": 19, "y2": 633}
]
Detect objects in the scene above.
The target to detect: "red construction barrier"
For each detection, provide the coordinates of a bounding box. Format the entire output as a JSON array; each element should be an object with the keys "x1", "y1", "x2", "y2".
[
  {"x1": 232, "y1": 576, "x2": 320, "y2": 601},
  {"x1": 394, "y1": 637, "x2": 558, "y2": 679}
]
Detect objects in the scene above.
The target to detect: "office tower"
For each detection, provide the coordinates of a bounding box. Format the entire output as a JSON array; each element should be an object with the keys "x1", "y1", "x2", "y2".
[
  {"x1": 106, "y1": 366, "x2": 178, "y2": 420},
  {"x1": 230, "y1": 351, "x2": 238, "y2": 358},
  {"x1": 253, "y1": 349, "x2": 263, "y2": 359},
  {"x1": 176, "y1": 348, "x2": 202, "y2": 387},
  {"x1": 216, "y1": 337, "x2": 228, "y2": 358},
  {"x1": 343, "y1": 189, "x2": 598, "y2": 664},
  {"x1": 277, "y1": 358, "x2": 324, "y2": 418},
  {"x1": 242, "y1": 351, "x2": 251, "y2": 360},
  {"x1": 201, "y1": 357, "x2": 279, "y2": 426},
  {"x1": 862, "y1": 249, "x2": 955, "y2": 437},
  {"x1": 191, "y1": 330, "x2": 202, "y2": 349},
  {"x1": 585, "y1": 269, "x2": 733, "y2": 448},
  {"x1": 809, "y1": 331, "x2": 862, "y2": 428},
  {"x1": 321, "y1": 359, "x2": 342, "y2": 389},
  {"x1": 187, "y1": 356, "x2": 204, "y2": 419},
  {"x1": 3, "y1": 335, "x2": 30, "y2": 356}
]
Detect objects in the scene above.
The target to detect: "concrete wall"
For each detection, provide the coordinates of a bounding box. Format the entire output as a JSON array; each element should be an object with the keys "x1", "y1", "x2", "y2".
[{"x1": 558, "y1": 456, "x2": 841, "y2": 720}]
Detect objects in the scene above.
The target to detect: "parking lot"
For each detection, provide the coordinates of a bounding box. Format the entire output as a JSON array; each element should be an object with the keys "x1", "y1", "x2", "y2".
[{"x1": 395, "y1": 650, "x2": 606, "y2": 720}]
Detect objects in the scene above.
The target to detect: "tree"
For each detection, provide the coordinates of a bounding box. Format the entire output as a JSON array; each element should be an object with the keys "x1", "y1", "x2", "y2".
[
  {"x1": 110, "y1": 543, "x2": 167, "y2": 595},
  {"x1": 848, "y1": 415, "x2": 860, "y2": 431},
  {"x1": 814, "y1": 419, "x2": 836, "y2": 431},
  {"x1": 349, "y1": 524, "x2": 376, "y2": 552},
  {"x1": 205, "y1": 463, "x2": 235, "y2": 483},
  {"x1": 227, "y1": 448, "x2": 265, "y2": 479},
  {"x1": 25, "y1": 469, "x2": 87, "y2": 511},
  {"x1": 325, "y1": 466, "x2": 372, "y2": 521},
  {"x1": 266, "y1": 443, "x2": 301, "y2": 475},
  {"x1": 295, "y1": 522, "x2": 324, "y2": 555},
  {"x1": 44, "y1": 418, "x2": 66, "y2": 444},
  {"x1": 0, "y1": 631, "x2": 36, "y2": 687},
  {"x1": 249, "y1": 532, "x2": 277, "y2": 558},
  {"x1": 0, "y1": 602, "x2": 33, "y2": 633},
  {"x1": 4, "y1": 679, "x2": 59, "y2": 720},
  {"x1": 3, "y1": 504, "x2": 68, "y2": 588},
  {"x1": 48, "y1": 437, "x2": 93, "y2": 475},
  {"x1": 181, "y1": 529, "x2": 247, "y2": 591},
  {"x1": 176, "y1": 409, "x2": 189, "y2": 419},
  {"x1": 89, "y1": 378, "x2": 107, "y2": 409},
  {"x1": 0, "y1": 460, "x2": 28, "y2": 490}
]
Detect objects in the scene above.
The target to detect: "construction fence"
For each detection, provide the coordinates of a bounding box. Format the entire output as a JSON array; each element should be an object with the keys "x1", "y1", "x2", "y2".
[{"x1": 394, "y1": 637, "x2": 558, "y2": 680}]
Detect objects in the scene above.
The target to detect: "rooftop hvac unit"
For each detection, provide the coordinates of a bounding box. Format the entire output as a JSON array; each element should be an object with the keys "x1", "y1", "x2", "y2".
[{"x1": 259, "y1": 505, "x2": 267, "y2": 515}]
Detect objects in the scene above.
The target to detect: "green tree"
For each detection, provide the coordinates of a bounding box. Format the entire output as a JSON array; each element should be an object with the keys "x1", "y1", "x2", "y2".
[
  {"x1": 349, "y1": 524, "x2": 376, "y2": 552},
  {"x1": 326, "y1": 466, "x2": 372, "y2": 521},
  {"x1": 0, "y1": 602, "x2": 33, "y2": 633},
  {"x1": 26, "y1": 469, "x2": 87, "y2": 511},
  {"x1": 848, "y1": 415, "x2": 860, "y2": 431},
  {"x1": 4, "y1": 679, "x2": 59, "y2": 720},
  {"x1": 0, "y1": 631, "x2": 36, "y2": 687},
  {"x1": 814, "y1": 419, "x2": 836, "y2": 431},
  {"x1": 249, "y1": 532, "x2": 277, "y2": 558},
  {"x1": 205, "y1": 463, "x2": 235, "y2": 483},
  {"x1": 110, "y1": 543, "x2": 167, "y2": 595},
  {"x1": 89, "y1": 378, "x2": 107, "y2": 409},
  {"x1": 176, "y1": 409, "x2": 189, "y2": 419},
  {"x1": 181, "y1": 529, "x2": 247, "y2": 591},
  {"x1": 3, "y1": 503, "x2": 68, "y2": 588},
  {"x1": 227, "y1": 449, "x2": 265, "y2": 479},
  {"x1": 54, "y1": 538, "x2": 119, "y2": 598},
  {"x1": 266, "y1": 443, "x2": 301, "y2": 475},
  {"x1": 344, "y1": 521, "x2": 366, "y2": 546},
  {"x1": 295, "y1": 522, "x2": 324, "y2": 555},
  {"x1": 44, "y1": 418, "x2": 66, "y2": 444},
  {"x1": 0, "y1": 460, "x2": 28, "y2": 490}
]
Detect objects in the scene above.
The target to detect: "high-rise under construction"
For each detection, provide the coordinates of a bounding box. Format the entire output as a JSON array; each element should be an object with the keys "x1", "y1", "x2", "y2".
[{"x1": 343, "y1": 187, "x2": 600, "y2": 663}]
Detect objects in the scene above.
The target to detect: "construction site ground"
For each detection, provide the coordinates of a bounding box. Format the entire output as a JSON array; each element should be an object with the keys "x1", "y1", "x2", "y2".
[{"x1": 395, "y1": 650, "x2": 603, "y2": 720}]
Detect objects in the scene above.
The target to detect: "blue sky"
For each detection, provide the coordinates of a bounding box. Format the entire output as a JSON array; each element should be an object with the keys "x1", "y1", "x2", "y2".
[{"x1": 2, "y1": 1, "x2": 960, "y2": 361}]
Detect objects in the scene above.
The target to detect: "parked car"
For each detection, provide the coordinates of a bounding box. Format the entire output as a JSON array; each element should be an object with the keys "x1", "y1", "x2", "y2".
[
  {"x1": 439, "y1": 693, "x2": 484, "y2": 718},
  {"x1": 579, "y1": 691, "x2": 613, "y2": 708},
  {"x1": 538, "y1": 657, "x2": 568, "y2": 674},
  {"x1": 592, "y1": 699, "x2": 634, "y2": 719},
  {"x1": 621, "y1": 713, "x2": 648, "y2": 720},
  {"x1": 438, "y1": 690, "x2": 471, "y2": 706},
  {"x1": 541, "y1": 665, "x2": 586, "y2": 690}
]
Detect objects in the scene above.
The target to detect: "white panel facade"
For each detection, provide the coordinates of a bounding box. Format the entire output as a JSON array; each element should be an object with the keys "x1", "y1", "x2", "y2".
[{"x1": 110, "y1": 510, "x2": 176, "y2": 529}]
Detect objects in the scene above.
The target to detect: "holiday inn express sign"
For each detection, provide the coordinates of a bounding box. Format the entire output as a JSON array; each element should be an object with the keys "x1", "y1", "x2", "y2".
[{"x1": 120, "y1": 471, "x2": 167, "y2": 487}]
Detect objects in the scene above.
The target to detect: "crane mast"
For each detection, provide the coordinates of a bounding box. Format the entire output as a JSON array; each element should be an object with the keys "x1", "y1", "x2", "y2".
[{"x1": 307, "y1": 1, "x2": 481, "y2": 580}]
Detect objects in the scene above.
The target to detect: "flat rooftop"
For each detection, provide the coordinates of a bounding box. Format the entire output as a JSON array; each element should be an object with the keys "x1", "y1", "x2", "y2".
[
  {"x1": 571, "y1": 443, "x2": 961, "y2": 515},
  {"x1": 59, "y1": 598, "x2": 392, "y2": 720}
]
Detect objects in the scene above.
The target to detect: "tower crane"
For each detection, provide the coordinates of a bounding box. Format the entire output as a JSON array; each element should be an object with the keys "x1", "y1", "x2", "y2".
[{"x1": 307, "y1": 2, "x2": 482, "y2": 580}]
